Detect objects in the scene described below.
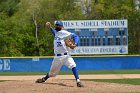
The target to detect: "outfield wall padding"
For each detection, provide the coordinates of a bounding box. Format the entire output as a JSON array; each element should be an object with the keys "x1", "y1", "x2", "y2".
[{"x1": 0, "y1": 56, "x2": 140, "y2": 72}]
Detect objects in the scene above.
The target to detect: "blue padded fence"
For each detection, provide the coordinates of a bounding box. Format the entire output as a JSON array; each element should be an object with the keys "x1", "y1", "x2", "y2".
[{"x1": 0, "y1": 56, "x2": 140, "y2": 72}]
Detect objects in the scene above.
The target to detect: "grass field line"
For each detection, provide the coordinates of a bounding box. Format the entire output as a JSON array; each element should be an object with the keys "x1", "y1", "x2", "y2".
[{"x1": 0, "y1": 74, "x2": 140, "y2": 80}]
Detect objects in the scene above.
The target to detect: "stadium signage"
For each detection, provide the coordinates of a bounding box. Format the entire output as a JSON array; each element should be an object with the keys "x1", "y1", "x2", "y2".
[
  {"x1": 71, "y1": 46, "x2": 128, "y2": 54},
  {"x1": 63, "y1": 20, "x2": 127, "y2": 28},
  {"x1": 63, "y1": 20, "x2": 128, "y2": 55},
  {"x1": 0, "y1": 59, "x2": 10, "y2": 71}
]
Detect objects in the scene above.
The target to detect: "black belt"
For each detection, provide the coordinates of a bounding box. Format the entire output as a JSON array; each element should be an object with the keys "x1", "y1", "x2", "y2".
[{"x1": 55, "y1": 52, "x2": 67, "y2": 56}]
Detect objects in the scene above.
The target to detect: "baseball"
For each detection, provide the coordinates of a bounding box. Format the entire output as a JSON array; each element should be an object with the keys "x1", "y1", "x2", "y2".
[
  {"x1": 46, "y1": 22, "x2": 50, "y2": 26},
  {"x1": 46, "y1": 22, "x2": 51, "y2": 28}
]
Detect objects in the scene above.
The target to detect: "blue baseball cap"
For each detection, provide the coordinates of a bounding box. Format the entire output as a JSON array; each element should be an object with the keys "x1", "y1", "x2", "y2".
[{"x1": 55, "y1": 20, "x2": 63, "y2": 26}]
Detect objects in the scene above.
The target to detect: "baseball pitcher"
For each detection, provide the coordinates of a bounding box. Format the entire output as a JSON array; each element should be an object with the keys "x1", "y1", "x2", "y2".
[{"x1": 36, "y1": 20, "x2": 84, "y2": 87}]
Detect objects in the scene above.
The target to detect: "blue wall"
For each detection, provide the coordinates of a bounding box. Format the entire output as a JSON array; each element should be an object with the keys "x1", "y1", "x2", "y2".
[{"x1": 0, "y1": 56, "x2": 140, "y2": 72}]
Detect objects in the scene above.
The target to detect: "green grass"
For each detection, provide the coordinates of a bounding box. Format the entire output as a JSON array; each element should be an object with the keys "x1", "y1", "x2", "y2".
[
  {"x1": 87, "y1": 79, "x2": 140, "y2": 85},
  {"x1": 78, "y1": 70, "x2": 140, "y2": 74},
  {"x1": 0, "y1": 70, "x2": 140, "y2": 76}
]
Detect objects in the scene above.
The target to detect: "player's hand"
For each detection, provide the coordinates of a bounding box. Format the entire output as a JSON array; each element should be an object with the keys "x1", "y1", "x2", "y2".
[
  {"x1": 46, "y1": 22, "x2": 52, "y2": 28},
  {"x1": 69, "y1": 44, "x2": 76, "y2": 49}
]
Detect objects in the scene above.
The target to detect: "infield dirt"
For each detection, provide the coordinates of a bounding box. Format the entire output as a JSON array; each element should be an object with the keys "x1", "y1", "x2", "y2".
[{"x1": 0, "y1": 79, "x2": 140, "y2": 93}]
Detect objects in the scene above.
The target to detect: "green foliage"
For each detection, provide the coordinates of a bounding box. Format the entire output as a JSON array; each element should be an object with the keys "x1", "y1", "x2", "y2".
[
  {"x1": 89, "y1": 0, "x2": 134, "y2": 19},
  {"x1": 0, "y1": 0, "x2": 20, "y2": 16},
  {"x1": 0, "y1": 0, "x2": 140, "y2": 56},
  {"x1": 128, "y1": 12, "x2": 140, "y2": 54}
]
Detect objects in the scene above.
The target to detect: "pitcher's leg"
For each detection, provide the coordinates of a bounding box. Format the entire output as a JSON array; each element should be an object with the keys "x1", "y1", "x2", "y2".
[
  {"x1": 72, "y1": 67, "x2": 80, "y2": 82},
  {"x1": 72, "y1": 67, "x2": 84, "y2": 87},
  {"x1": 48, "y1": 59, "x2": 62, "y2": 77},
  {"x1": 36, "y1": 58, "x2": 62, "y2": 83},
  {"x1": 41, "y1": 63, "x2": 61, "y2": 81},
  {"x1": 65, "y1": 56, "x2": 84, "y2": 87}
]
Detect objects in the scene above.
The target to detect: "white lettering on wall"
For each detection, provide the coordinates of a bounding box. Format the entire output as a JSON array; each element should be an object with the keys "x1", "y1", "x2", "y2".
[
  {"x1": 71, "y1": 46, "x2": 128, "y2": 54},
  {"x1": 4, "y1": 59, "x2": 10, "y2": 70},
  {"x1": 62, "y1": 20, "x2": 127, "y2": 28},
  {"x1": 0, "y1": 59, "x2": 10, "y2": 71}
]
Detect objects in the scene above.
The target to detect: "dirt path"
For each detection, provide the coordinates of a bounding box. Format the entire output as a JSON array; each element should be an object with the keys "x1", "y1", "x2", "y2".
[
  {"x1": 0, "y1": 79, "x2": 140, "y2": 93},
  {"x1": 0, "y1": 74, "x2": 140, "y2": 93}
]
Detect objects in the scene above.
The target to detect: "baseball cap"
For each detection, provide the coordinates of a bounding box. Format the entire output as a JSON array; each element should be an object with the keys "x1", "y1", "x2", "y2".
[{"x1": 55, "y1": 20, "x2": 63, "y2": 26}]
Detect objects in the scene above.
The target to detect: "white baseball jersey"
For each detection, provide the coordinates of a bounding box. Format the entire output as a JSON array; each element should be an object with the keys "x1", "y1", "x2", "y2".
[
  {"x1": 48, "y1": 29, "x2": 76, "y2": 77},
  {"x1": 54, "y1": 30, "x2": 71, "y2": 54}
]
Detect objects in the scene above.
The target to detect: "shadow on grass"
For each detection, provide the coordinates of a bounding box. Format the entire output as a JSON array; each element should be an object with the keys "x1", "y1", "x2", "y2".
[{"x1": 0, "y1": 80, "x2": 8, "y2": 82}]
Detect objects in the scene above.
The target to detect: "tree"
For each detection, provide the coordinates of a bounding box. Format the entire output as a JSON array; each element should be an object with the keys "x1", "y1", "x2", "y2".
[{"x1": 0, "y1": 0, "x2": 140, "y2": 56}]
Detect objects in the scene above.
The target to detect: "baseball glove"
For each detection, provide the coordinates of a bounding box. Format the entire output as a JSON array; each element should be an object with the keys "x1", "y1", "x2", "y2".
[{"x1": 64, "y1": 37, "x2": 76, "y2": 49}]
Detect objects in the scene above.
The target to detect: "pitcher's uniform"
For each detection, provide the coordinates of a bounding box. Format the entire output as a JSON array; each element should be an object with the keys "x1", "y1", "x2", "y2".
[{"x1": 48, "y1": 29, "x2": 76, "y2": 77}]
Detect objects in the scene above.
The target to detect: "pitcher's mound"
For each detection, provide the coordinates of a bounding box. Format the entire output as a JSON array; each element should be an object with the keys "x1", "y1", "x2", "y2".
[{"x1": 0, "y1": 79, "x2": 140, "y2": 93}]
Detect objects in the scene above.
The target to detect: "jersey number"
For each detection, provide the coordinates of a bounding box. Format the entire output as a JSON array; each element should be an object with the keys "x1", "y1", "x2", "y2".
[{"x1": 57, "y1": 42, "x2": 62, "y2": 47}]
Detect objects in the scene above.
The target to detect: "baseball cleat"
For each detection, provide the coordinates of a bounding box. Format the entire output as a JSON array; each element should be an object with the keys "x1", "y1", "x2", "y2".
[
  {"x1": 35, "y1": 78, "x2": 45, "y2": 83},
  {"x1": 77, "y1": 82, "x2": 84, "y2": 87}
]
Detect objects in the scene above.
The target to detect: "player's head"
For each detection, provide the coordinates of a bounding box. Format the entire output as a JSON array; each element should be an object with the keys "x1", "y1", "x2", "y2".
[{"x1": 54, "y1": 20, "x2": 63, "y2": 31}]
